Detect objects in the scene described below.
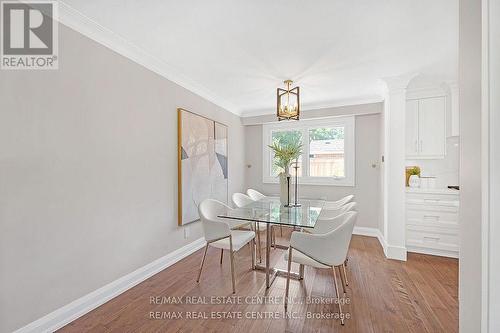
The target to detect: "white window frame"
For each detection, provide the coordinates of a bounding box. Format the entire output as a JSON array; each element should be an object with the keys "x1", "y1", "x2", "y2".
[{"x1": 262, "y1": 115, "x2": 356, "y2": 186}]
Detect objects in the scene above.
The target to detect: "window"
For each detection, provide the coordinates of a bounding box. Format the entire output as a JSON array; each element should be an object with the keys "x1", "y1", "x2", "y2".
[
  {"x1": 262, "y1": 116, "x2": 355, "y2": 186},
  {"x1": 270, "y1": 129, "x2": 303, "y2": 177}
]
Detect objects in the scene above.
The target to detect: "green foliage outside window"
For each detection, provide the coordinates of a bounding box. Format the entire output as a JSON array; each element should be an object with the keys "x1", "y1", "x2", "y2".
[{"x1": 309, "y1": 127, "x2": 344, "y2": 141}]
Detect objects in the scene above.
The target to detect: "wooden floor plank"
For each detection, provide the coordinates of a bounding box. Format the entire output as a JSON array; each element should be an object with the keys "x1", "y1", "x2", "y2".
[{"x1": 58, "y1": 232, "x2": 458, "y2": 333}]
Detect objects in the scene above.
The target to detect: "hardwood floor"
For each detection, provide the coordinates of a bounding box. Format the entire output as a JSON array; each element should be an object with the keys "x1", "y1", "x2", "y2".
[{"x1": 59, "y1": 231, "x2": 458, "y2": 333}]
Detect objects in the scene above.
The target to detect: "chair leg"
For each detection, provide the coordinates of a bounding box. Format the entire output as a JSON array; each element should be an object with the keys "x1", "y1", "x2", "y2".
[
  {"x1": 251, "y1": 238, "x2": 256, "y2": 270},
  {"x1": 197, "y1": 245, "x2": 209, "y2": 283},
  {"x1": 229, "y1": 236, "x2": 236, "y2": 294},
  {"x1": 299, "y1": 264, "x2": 304, "y2": 280},
  {"x1": 284, "y1": 247, "x2": 293, "y2": 310},
  {"x1": 338, "y1": 264, "x2": 347, "y2": 295},
  {"x1": 257, "y1": 223, "x2": 262, "y2": 263},
  {"x1": 220, "y1": 249, "x2": 223, "y2": 265},
  {"x1": 280, "y1": 225, "x2": 283, "y2": 236},
  {"x1": 332, "y1": 266, "x2": 345, "y2": 325},
  {"x1": 342, "y1": 263, "x2": 349, "y2": 286}
]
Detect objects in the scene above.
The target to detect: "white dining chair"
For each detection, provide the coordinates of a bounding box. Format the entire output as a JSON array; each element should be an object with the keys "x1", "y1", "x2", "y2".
[
  {"x1": 246, "y1": 188, "x2": 266, "y2": 201},
  {"x1": 323, "y1": 194, "x2": 354, "y2": 210},
  {"x1": 307, "y1": 209, "x2": 357, "y2": 285},
  {"x1": 284, "y1": 211, "x2": 357, "y2": 325},
  {"x1": 232, "y1": 192, "x2": 255, "y2": 207},
  {"x1": 232, "y1": 192, "x2": 272, "y2": 262},
  {"x1": 307, "y1": 209, "x2": 356, "y2": 235},
  {"x1": 197, "y1": 199, "x2": 256, "y2": 293},
  {"x1": 247, "y1": 188, "x2": 286, "y2": 240},
  {"x1": 319, "y1": 201, "x2": 357, "y2": 220}
]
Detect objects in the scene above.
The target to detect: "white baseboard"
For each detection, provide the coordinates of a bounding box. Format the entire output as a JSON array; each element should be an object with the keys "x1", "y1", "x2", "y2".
[
  {"x1": 407, "y1": 245, "x2": 459, "y2": 259},
  {"x1": 353, "y1": 226, "x2": 407, "y2": 261},
  {"x1": 13, "y1": 237, "x2": 206, "y2": 333},
  {"x1": 384, "y1": 244, "x2": 408, "y2": 261},
  {"x1": 353, "y1": 226, "x2": 386, "y2": 250},
  {"x1": 353, "y1": 226, "x2": 382, "y2": 238}
]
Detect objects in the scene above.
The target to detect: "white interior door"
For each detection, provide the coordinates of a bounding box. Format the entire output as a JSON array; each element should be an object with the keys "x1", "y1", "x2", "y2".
[
  {"x1": 405, "y1": 100, "x2": 419, "y2": 158},
  {"x1": 418, "y1": 97, "x2": 446, "y2": 158}
]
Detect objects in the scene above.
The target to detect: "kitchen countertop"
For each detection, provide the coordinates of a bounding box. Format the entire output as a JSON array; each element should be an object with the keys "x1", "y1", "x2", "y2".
[{"x1": 406, "y1": 187, "x2": 460, "y2": 195}]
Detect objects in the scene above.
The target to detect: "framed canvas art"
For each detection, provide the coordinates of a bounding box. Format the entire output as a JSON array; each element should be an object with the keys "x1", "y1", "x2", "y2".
[{"x1": 177, "y1": 108, "x2": 228, "y2": 225}]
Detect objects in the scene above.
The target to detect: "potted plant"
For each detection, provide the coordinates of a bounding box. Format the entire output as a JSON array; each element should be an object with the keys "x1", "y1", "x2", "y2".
[
  {"x1": 407, "y1": 166, "x2": 421, "y2": 188},
  {"x1": 268, "y1": 139, "x2": 302, "y2": 205}
]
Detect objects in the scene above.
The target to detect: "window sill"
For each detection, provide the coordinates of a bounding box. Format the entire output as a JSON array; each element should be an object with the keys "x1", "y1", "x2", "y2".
[{"x1": 262, "y1": 177, "x2": 355, "y2": 187}]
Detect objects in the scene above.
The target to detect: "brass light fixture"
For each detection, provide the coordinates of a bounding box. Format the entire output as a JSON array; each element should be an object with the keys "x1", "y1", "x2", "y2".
[{"x1": 277, "y1": 79, "x2": 300, "y2": 121}]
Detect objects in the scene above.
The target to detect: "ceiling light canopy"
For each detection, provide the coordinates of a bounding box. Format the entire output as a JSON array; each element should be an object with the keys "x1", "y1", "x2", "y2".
[{"x1": 277, "y1": 80, "x2": 300, "y2": 121}]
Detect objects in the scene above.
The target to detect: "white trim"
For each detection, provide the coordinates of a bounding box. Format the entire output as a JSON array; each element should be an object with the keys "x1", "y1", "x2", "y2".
[
  {"x1": 57, "y1": 1, "x2": 241, "y2": 115},
  {"x1": 240, "y1": 96, "x2": 384, "y2": 118},
  {"x1": 407, "y1": 245, "x2": 459, "y2": 259},
  {"x1": 352, "y1": 227, "x2": 408, "y2": 261},
  {"x1": 353, "y1": 226, "x2": 387, "y2": 255},
  {"x1": 481, "y1": 0, "x2": 491, "y2": 330},
  {"x1": 406, "y1": 86, "x2": 446, "y2": 100},
  {"x1": 353, "y1": 226, "x2": 383, "y2": 243},
  {"x1": 262, "y1": 116, "x2": 356, "y2": 186},
  {"x1": 13, "y1": 238, "x2": 207, "y2": 333},
  {"x1": 384, "y1": 244, "x2": 408, "y2": 261},
  {"x1": 353, "y1": 226, "x2": 408, "y2": 261}
]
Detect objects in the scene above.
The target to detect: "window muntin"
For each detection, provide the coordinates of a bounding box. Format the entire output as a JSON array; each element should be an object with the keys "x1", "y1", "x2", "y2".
[{"x1": 262, "y1": 116, "x2": 355, "y2": 186}]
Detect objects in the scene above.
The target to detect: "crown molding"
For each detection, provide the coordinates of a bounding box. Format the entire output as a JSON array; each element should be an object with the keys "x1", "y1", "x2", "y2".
[
  {"x1": 406, "y1": 85, "x2": 447, "y2": 99},
  {"x1": 240, "y1": 96, "x2": 384, "y2": 118},
  {"x1": 380, "y1": 73, "x2": 419, "y2": 95},
  {"x1": 57, "y1": 1, "x2": 242, "y2": 116}
]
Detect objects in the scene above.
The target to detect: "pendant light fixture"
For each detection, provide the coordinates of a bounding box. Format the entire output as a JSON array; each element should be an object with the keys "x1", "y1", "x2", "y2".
[{"x1": 277, "y1": 79, "x2": 300, "y2": 121}]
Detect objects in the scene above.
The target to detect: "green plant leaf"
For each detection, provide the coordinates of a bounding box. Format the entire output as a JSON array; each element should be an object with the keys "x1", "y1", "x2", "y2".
[{"x1": 268, "y1": 139, "x2": 302, "y2": 174}]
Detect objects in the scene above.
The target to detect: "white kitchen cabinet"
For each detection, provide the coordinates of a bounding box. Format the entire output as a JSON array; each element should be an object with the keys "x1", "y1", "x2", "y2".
[
  {"x1": 406, "y1": 188, "x2": 459, "y2": 258},
  {"x1": 405, "y1": 100, "x2": 419, "y2": 158},
  {"x1": 405, "y1": 96, "x2": 446, "y2": 159}
]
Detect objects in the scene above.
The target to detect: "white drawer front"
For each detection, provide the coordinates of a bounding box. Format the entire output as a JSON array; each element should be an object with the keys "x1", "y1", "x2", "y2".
[
  {"x1": 406, "y1": 198, "x2": 459, "y2": 209},
  {"x1": 406, "y1": 227, "x2": 459, "y2": 253},
  {"x1": 406, "y1": 192, "x2": 459, "y2": 201},
  {"x1": 406, "y1": 210, "x2": 458, "y2": 227},
  {"x1": 406, "y1": 193, "x2": 459, "y2": 209},
  {"x1": 406, "y1": 201, "x2": 459, "y2": 213}
]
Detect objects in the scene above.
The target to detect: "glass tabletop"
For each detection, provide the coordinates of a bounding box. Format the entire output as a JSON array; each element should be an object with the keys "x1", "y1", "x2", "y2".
[{"x1": 218, "y1": 197, "x2": 325, "y2": 228}]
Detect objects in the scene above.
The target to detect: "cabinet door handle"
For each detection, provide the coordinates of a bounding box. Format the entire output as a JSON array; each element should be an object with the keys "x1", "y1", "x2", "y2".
[
  {"x1": 419, "y1": 140, "x2": 423, "y2": 152},
  {"x1": 414, "y1": 140, "x2": 418, "y2": 153},
  {"x1": 423, "y1": 236, "x2": 440, "y2": 242},
  {"x1": 423, "y1": 215, "x2": 440, "y2": 221}
]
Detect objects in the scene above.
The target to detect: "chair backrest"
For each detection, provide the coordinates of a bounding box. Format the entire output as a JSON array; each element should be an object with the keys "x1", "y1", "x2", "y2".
[
  {"x1": 312, "y1": 210, "x2": 354, "y2": 234},
  {"x1": 232, "y1": 193, "x2": 254, "y2": 208},
  {"x1": 246, "y1": 188, "x2": 266, "y2": 201},
  {"x1": 335, "y1": 201, "x2": 357, "y2": 215},
  {"x1": 291, "y1": 211, "x2": 357, "y2": 267},
  {"x1": 198, "y1": 199, "x2": 231, "y2": 242},
  {"x1": 320, "y1": 202, "x2": 357, "y2": 219},
  {"x1": 335, "y1": 194, "x2": 354, "y2": 207}
]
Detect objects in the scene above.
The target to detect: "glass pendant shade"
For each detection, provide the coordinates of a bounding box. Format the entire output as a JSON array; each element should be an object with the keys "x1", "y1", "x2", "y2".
[{"x1": 277, "y1": 80, "x2": 300, "y2": 121}]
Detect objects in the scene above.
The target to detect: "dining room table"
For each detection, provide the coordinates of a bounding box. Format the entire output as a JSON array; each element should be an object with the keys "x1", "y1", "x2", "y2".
[{"x1": 218, "y1": 196, "x2": 325, "y2": 288}]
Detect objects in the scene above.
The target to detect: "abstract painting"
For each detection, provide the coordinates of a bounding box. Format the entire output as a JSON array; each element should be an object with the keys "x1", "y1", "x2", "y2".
[{"x1": 178, "y1": 108, "x2": 228, "y2": 225}]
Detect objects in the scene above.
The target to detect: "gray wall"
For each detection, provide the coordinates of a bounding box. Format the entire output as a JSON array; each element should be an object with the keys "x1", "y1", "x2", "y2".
[
  {"x1": 243, "y1": 110, "x2": 382, "y2": 229},
  {"x1": 458, "y1": 0, "x2": 482, "y2": 330},
  {"x1": 0, "y1": 25, "x2": 245, "y2": 332}
]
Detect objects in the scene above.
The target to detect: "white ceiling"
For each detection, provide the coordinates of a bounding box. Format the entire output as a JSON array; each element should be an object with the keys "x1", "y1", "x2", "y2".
[{"x1": 62, "y1": 0, "x2": 458, "y2": 116}]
